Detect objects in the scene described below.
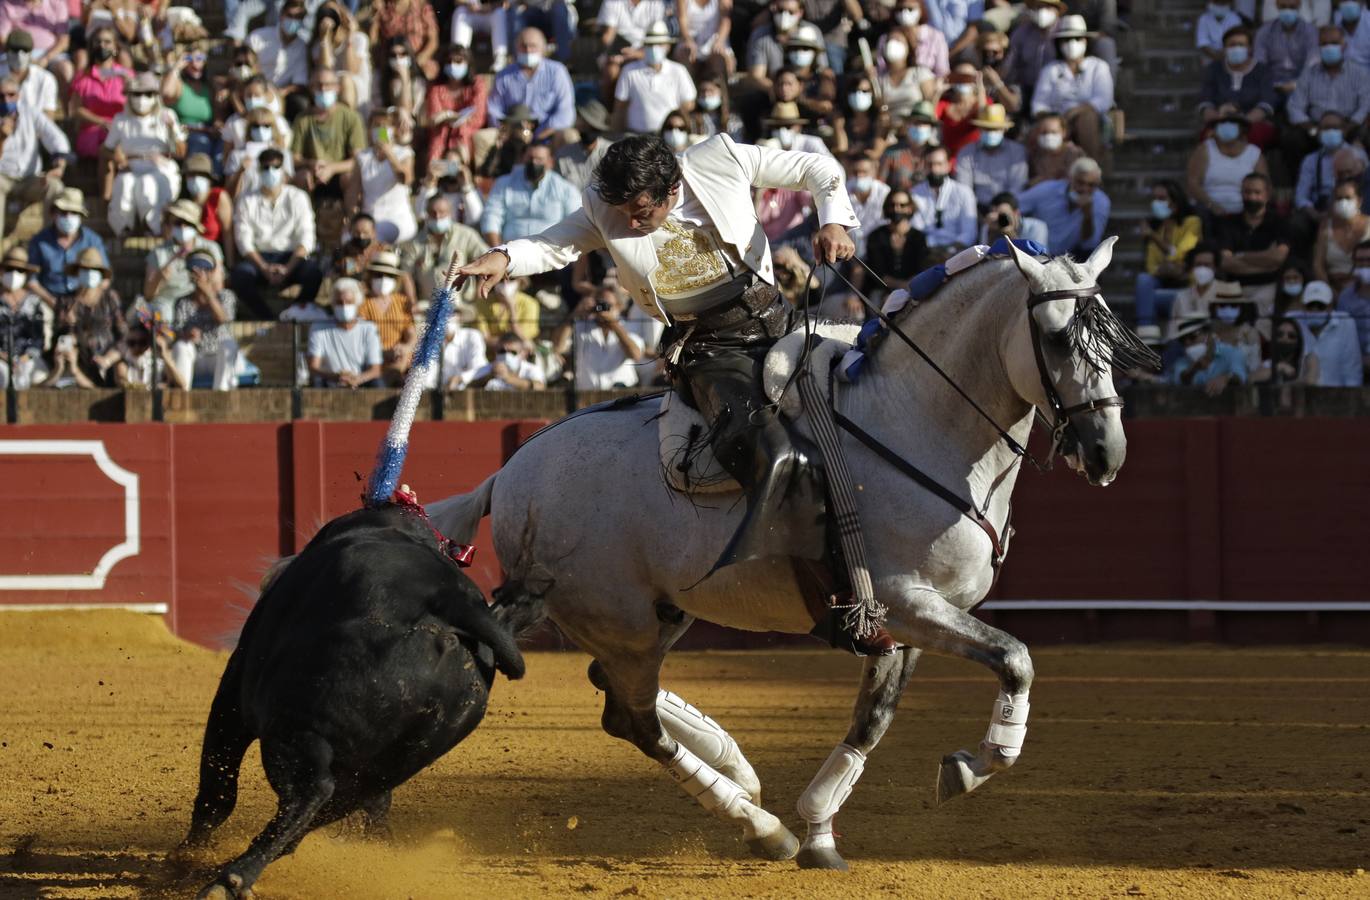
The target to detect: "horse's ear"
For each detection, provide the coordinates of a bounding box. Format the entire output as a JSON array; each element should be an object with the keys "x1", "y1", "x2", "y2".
[
  {"x1": 1082, "y1": 236, "x2": 1119, "y2": 282},
  {"x1": 1005, "y1": 238, "x2": 1048, "y2": 292}
]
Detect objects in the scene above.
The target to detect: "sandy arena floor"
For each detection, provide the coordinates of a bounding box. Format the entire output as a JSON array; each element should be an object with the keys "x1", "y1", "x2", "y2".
[{"x1": 0, "y1": 611, "x2": 1368, "y2": 899}]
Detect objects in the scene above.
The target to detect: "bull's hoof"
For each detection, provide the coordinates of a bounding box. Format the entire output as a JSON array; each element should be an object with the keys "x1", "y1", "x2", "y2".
[
  {"x1": 746, "y1": 827, "x2": 799, "y2": 861},
  {"x1": 936, "y1": 750, "x2": 992, "y2": 806},
  {"x1": 796, "y1": 844, "x2": 848, "y2": 871}
]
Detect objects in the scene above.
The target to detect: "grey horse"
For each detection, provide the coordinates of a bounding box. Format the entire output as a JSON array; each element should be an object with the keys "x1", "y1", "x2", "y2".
[{"x1": 429, "y1": 239, "x2": 1144, "y2": 869}]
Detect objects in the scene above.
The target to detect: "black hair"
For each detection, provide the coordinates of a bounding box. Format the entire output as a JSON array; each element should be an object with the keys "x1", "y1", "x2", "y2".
[
  {"x1": 351, "y1": 212, "x2": 375, "y2": 228},
  {"x1": 1153, "y1": 178, "x2": 1194, "y2": 220},
  {"x1": 989, "y1": 190, "x2": 1019, "y2": 210},
  {"x1": 1184, "y1": 242, "x2": 1218, "y2": 268},
  {"x1": 1335, "y1": 175, "x2": 1363, "y2": 198},
  {"x1": 258, "y1": 147, "x2": 285, "y2": 167},
  {"x1": 592, "y1": 135, "x2": 682, "y2": 207}
]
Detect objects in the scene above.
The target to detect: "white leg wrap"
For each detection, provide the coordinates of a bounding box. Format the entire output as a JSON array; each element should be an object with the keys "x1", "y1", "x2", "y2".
[
  {"x1": 665, "y1": 744, "x2": 749, "y2": 818},
  {"x1": 796, "y1": 743, "x2": 866, "y2": 824},
  {"x1": 983, "y1": 691, "x2": 1030, "y2": 758},
  {"x1": 656, "y1": 690, "x2": 759, "y2": 800}
]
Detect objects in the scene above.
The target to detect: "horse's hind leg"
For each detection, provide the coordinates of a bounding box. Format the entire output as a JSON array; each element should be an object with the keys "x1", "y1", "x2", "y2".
[
  {"x1": 880, "y1": 582, "x2": 1034, "y2": 805},
  {"x1": 592, "y1": 647, "x2": 798, "y2": 860},
  {"x1": 182, "y1": 654, "x2": 254, "y2": 850},
  {"x1": 797, "y1": 646, "x2": 921, "y2": 870}
]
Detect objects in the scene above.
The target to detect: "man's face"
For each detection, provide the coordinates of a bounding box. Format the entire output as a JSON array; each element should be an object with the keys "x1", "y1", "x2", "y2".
[
  {"x1": 1070, "y1": 167, "x2": 1101, "y2": 199},
  {"x1": 989, "y1": 202, "x2": 1017, "y2": 229},
  {"x1": 617, "y1": 188, "x2": 678, "y2": 235},
  {"x1": 1241, "y1": 178, "x2": 1268, "y2": 210},
  {"x1": 526, "y1": 145, "x2": 552, "y2": 169},
  {"x1": 516, "y1": 28, "x2": 545, "y2": 57},
  {"x1": 853, "y1": 158, "x2": 875, "y2": 181},
  {"x1": 351, "y1": 220, "x2": 375, "y2": 244},
  {"x1": 429, "y1": 196, "x2": 452, "y2": 222},
  {"x1": 927, "y1": 150, "x2": 951, "y2": 178},
  {"x1": 313, "y1": 72, "x2": 339, "y2": 96}
]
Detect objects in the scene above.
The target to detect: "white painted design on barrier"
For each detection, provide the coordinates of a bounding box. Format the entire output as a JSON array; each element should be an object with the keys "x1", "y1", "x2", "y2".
[{"x1": 0, "y1": 440, "x2": 140, "y2": 590}]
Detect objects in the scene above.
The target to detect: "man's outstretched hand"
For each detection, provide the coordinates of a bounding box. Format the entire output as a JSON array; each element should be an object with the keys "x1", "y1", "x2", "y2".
[
  {"x1": 813, "y1": 223, "x2": 856, "y2": 266},
  {"x1": 453, "y1": 250, "x2": 510, "y2": 298}
]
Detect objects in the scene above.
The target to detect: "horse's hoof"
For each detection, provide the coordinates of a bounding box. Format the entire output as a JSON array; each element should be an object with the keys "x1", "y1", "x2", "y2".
[
  {"x1": 746, "y1": 826, "x2": 800, "y2": 861},
  {"x1": 197, "y1": 884, "x2": 231, "y2": 900},
  {"x1": 936, "y1": 750, "x2": 990, "y2": 806},
  {"x1": 796, "y1": 844, "x2": 849, "y2": 871},
  {"x1": 198, "y1": 873, "x2": 253, "y2": 900}
]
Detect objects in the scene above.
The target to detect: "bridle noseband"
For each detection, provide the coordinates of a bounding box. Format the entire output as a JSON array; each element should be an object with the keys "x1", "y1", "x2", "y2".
[{"x1": 1024, "y1": 286, "x2": 1124, "y2": 466}]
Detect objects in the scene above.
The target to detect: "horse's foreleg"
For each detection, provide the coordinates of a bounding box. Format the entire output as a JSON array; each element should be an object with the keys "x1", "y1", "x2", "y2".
[
  {"x1": 796, "y1": 647, "x2": 921, "y2": 870},
  {"x1": 880, "y1": 583, "x2": 1034, "y2": 806},
  {"x1": 655, "y1": 689, "x2": 763, "y2": 804},
  {"x1": 594, "y1": 652, "x2": 798, "y2": 861}
]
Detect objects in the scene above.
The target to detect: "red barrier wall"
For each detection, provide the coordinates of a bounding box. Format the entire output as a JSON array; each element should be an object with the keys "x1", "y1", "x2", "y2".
[{"x1": 3, "y1": 418, "x2": 1368, "y2": 647}]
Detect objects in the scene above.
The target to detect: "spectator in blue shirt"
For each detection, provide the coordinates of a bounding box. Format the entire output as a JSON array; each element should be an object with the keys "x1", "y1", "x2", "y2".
[
  {"x1": 1016, "y1": 155, "x2": 1110, "y2": 256},
  {"x1": 1291, "y1": 279, "x2": 1365, "y2": 386},
  {"x1": 27, "y1": 187, "x2": 108, "y2": 307},
  {"x1": 1167, "y1": 315, "x2": 1248, "y2": 396},
  {"x1": 1335, "y1": 239, "x2": 1370, "y2": 365},
  {"x1": 486, "y1": 27, "x2": 576, "y2": 141},
  {"x1": 481, "y1": 143, "x2": 582, "y2": 246}
]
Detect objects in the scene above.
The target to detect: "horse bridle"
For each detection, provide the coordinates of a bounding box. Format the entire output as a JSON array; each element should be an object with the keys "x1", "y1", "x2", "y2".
[{"x1": 1024, "y1": 286, "x2": 1124, "y2": 466}]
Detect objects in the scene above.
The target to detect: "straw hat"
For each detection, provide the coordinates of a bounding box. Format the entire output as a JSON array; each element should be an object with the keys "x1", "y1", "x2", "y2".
[
  {"x1": 907, "y1": 100, "x2": 936, "y2": 124},
  {"x1": 971, "y1": 104, "x2": 1012, "y2": 130},
  {"x1": 0, "y1": 246, "x2": 38, "y2": 272},
  {"x1": 576, "y1": 99, "x2": 610, "y2": 132},
  {"x1": 788, "y1": 23, "x2": 825, "y2": 50},
  {"x1": 366, "y1": 250, "x2": 403, "y2": 276},
  {"x1": 164, "y1": 199, "x2": 205, "y2": 232},
  {"x1": 183, "y1": 153, "x2": 215, "y2": 178},
  {"x1": 1172, "y1": 316, "x2": 1210, "y2": 339},
  {"x1": 642, "y1": 21, "x2": 675, "y2": 45},
  {"x1": 764, "y1": 101, "x2": 808, "y2": 126},
  {"x1": 53, "y1": 187, "x2": 88, "y2": 217},
  {"x1": 128, "y1": 71, "x2": 160, "y2": 94},
  {"x1": 1054, "y1": 15, "x2": 1096, "y2": 39},
  {"x1": 1213, "y1": 280, "x2": 1245, "y2": 301},
  {"x1": 64, "y1": 246, "x2": 112, "y2": 277}
]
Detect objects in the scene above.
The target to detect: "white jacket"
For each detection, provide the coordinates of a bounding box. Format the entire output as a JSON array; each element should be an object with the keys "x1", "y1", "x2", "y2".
[{"x1": 501, "y1": 134, "x2": 859, "y2": 323}]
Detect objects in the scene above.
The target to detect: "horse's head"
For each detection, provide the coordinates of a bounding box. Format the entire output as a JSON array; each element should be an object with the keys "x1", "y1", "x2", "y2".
[{"x1": 1002, "y1": 238, "x2": 1158, "y2": 486}]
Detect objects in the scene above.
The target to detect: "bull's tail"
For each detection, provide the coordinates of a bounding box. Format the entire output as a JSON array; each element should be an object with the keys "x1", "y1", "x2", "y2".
[{"x1": 425, "y1": 473, "x2": 498, "y2": 545}]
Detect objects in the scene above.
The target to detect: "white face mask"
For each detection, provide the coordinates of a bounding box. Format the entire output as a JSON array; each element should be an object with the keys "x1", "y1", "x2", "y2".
[
  {"x1": 129, "y1": 95, "x2": 155, "y2": 115},
  {"x1": 260, "y1": 166, "x2": 283, "y2": 188},
  {"x1": 79, "y1": 268, "x2": 104, "y2": 289},
  {"x1": 1, "y1": 270, "x2": 25, "y2": 290},
  {"x1": 334, "y1": 302, "x2": 358, "y2": 322},
  {"x1": 883, "y1": 40, "x2": 908, "y2": 64},
  {"x1": 174, "y1": 224, "x2": 197, "y2": 245},
  {"x1": 188, "y1": 175, "x2": 210, "y2": 198},
  {"x1": 495, "y1": 281, "x2": 518, "y2": 299},
  {"x1": 1283, "y1": 280, "x2": 1304, "y2": 297},
  {"x1": 1333, "y1": 197, "x2": 1359, "y2": 220},
  {"x1": 250, "y1": 125, "x2": 273, "y2": 143},
  {"x1": 1061, "y1": 39, "x2": 1087, "y2": 60},
  {"x1": 371, "y1": 276, "x2": 396, "y2": 296},
  {"x1": 774, "y1": 128, "x2": 796, "y2": 149},
  {"x1": 774, "y1": 10, "x2": 798, "y2": 31},
  {"x1": 1192, "y1": 265, "x2": 1216, "y2": 286},
  {"x1": 896, "y1": 7, "x2": 919, "y2": 25},
  {"x1": 1038, "y1": 131, "x2": 1064, "y2": 151},
  {"x1": 788, "y1": 49, "x2": 816, "y2": 68},
  {"x1": 1035, "y1": 7, "x2": 1059, "y2": 29},
  {"x1": 663, "y1": 128, "x2": 688, "y2": 150},
  {"x1": 56, "y1": 213, "x2": 81, "y2": 235},
  {"x1": 428, "y1": 216, "x2": 452, "y2": 234},
  {"x1": 1184, "y1": 341, "x2": 1209, "y2": 361},
  {"x1": 699, "y1": 93, "x2": 721, "y2": 111},
  {"x1": 848, "y1": 90, "x2": 873, "y2": 111},
  {"x1": 644, "y1": 44, "x2": 667, "y2": 65},
  {"x1": 245, "y1": 95, "x2": 267, "y2": 111}
]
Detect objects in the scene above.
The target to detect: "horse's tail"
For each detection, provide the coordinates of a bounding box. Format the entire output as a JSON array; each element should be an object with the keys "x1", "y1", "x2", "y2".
[{"x1": 425, "y1": 473, "x2": 498, "y2": 545}]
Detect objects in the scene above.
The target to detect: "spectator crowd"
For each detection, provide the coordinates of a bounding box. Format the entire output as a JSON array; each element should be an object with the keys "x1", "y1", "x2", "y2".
[{"x1": 0, "y1": 0, "x2": 1366, "y2": 398}]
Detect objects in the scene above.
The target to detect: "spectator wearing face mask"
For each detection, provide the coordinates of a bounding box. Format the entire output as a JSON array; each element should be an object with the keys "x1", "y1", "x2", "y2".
[
  {"x1": 1026, "y1": 110, "x2": 1083, "y2": 185},
  {"x1": 876, "y1": 27, "x2": 937, "y2": 120},
  {"x1": 231, "y1": 147, "x2": 323, "y2": 318},
  {"x1": 481, "y1": 143, "x2": 581, "y2": 246},
  {"x1": 344, "y1": 107, "x2": 417, "y2": 245},
  {"x1": 1167, "y1": 246, "x2": 1223, "y2": 338},
  {"x1": 1286, "y1": 26, "x2": 1370, "y2": 163},
  {"x1": 0, "y1": 4, "x2": 70, "y2": 86},
  {"x1": 221, "y1": 76, "x2": 287, "y2": 160},
  {"x1": 1313, "y1": 177, "x2": 1370, "y2": 289},
  {"x1": 425, "y1": 317, "x2": 489, "y2": 390},
  {"x1": 1198, "y1": 27, "x2": 1278, "y2": 147},
  {"x1": 473, "y1": 276, "x2": 540, "y2": 345},
  {"x1": 1337, "y1": 0, "x2": 1370, "y2": 69},
  {"x1": 613, "y1": 23, "x2": 696, "y2": 134},
  {"x1": 377, "y1": 37, "x2": 422, "y2": 126},
  {"x1": 1031, "y1": 15, "x2": 1113, "y2": 163},
  {"x1": 660, "y1": 110, "x2": 697, "y2": 154},
  {"x1": 1017, "y1": 155, "x2": 1110, "y2": 257},
  {"x1": 878, "y1": 100, "x2": 938, "y2": 193},
  {"x1": 52, "y1": 246, "x2": 123, "y2": 385},
  {"x1": 170, "y1": 249, "x2": 241, "y2": 390},
  {"x1": 1290, "y1": 278, "x2": 1363, "y2": 385},
  {"x1": 954, "y1": 103, "x2": 1027, "y2": 209},
  {"x1": 487, "y1": 27, "x2": 574, "y2": 142},
  {"x1": 838, "y1": 74, "x2": 889, "y2": 158},
  {"x1": 225, "y1": 106, "x2": 294, "y2": 198},
  {"x1": 1335, "y1": 239, "x2": 1370, "y2": 364},
  {"x1": 692, "y1": 77, "x2": 743, "y2": 140},
  {"x1": 763, "y1": 101, "x2": 829, "y2": 156},
  {"x1": 0, "y1": 246, "x2": 48, "y2": 388},
  {"x1": 1293, "y1": 112, "x2": 1367, "y2": 217},
  {"x1": 847, "y1": 155, "x2": 890, "y2": 256},
  {"x1": 469, "y1": 330, "x2": 546, "y2": 390},
  {"x1": 1252, "y1": 314, "x2": 1315, "y2": 384},
  {"x1": 1005, "y1": 0, "x2": 1067, "y2": 111},
  {"x1": 0, "y1": 30, "x2": 57, "y2": 119},
  {"x1": 69, "y1": 27, "x2": 129, "y2": 160},
  {"x1": 1208, "y1": 285, "x2": 1264, "y2": 373},
  {"x1": 1135, "y1": 181, "x2": 1203, "y2": 330},
  {"x1": 291, "y1": 68, "x2": 365, "y2": 198},
  {"x1": 885, "y1": 0, "x2": 950, "y2": 79},
  {"x1": 400, "y1": 194, "x2": 488, "y2": 309},
  {"x1": 308, "y1": 278, "x2": 383, "y2": 388},
  {"x1": 102, "y1": 71, "x2": 184, "y2": 237},
  {"x1": 677, "y1": 0, "x2": 734, "y2": 80},
  {"x1": 1275, "y1": 263, "x2": 1308, "y2": 315},
  {"x1": 359, "y1": 250, "x2": 416, "y2": 384},
  {"x1": 142, "y1": 199, "x2": 223, "y2": 322},
  {"x1": 182, "y1": 153, "x2": 233, "y2": 263},
  {"x1": 555, "y1": 100, "x2": 613, "y2": 191},
  {"x1": 911, "y1": 143, "x2": 977, "y2": 258},
  {"x1": 1197, "y1": 1, "x2": 1245, "y2": 62},
  {"x1": 969, "y1": 26, "x2": 1022, "y2": 115},
  {"x1": 246, "y1": 0, "x2": 311, "y2": 118},
  {"x1": 423, "y1": 45, "x2": 487, "y2": 164},
  {"x1": 935, "y1": 68, "x2": 986, "y2": 160},
  {"x1": 1212, "y1": 171, "x2": 1289, "y2": 314},
  {"x1": 310, "y1": 2, "x2": 371, "y2": 112},
  {"x1": 1167, "y1": 315, "x2": 1248, "y2": 396},
  {"x1": 863, "y1": 189, "x2": 929, "y2": 294},
  {"x1": 746, "y1": 0, "x2": 807, "y2": 88},
  {"x1": 0, "y1": 74, "x2": 66, "y2": 244},
  {"x1": 1186, "y1": 105, "x2": 1268, "y2": 221},
  {"x1": 28, "y1": 188, "x2": 107, "y2": 307},
  {"x1": 414, "y1": 154, "x2": 485, "y2": 228},
  {"x1": 369, "y1": 0, "x2": 440, "y2": 82},
  {"x1": 1255, "y1": 0, "x2": 1319, "y2": 99}
]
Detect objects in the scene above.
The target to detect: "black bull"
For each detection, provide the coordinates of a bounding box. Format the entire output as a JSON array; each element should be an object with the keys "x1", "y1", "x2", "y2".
[{"x1": 179, "y1": 504, "x2": 537, "y2": 899}]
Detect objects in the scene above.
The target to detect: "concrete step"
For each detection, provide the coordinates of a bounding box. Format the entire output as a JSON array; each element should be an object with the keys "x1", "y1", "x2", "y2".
[{"x1": 1132, "y1": 48, "x2": 1205, "y2": 77}]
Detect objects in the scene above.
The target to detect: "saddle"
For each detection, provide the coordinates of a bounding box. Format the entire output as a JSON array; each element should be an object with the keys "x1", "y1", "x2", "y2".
[{"x1": 658, "y1": 322, "x2": 861, "y2": 494}]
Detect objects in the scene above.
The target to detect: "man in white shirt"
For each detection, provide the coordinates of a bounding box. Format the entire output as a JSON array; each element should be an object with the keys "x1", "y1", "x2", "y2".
[
  {"x1": 846, "y1": 155, "x2": 889, "y2": 256},
  {"x1": 911, "y1": 145, "x2": 978, "y2": 258},
  {"x1": 0, "y1": 31, "x2": 58, "y2": 119},
  {"x1": 597, "y1": 0, "x2": 668, "y2": 50},
  {"x1": 246, "y1": 0, "x2": 311, "y2": 116},
  {"x1": 469, "y1": 331, "x2": 547, "y2": 390},
  {"x1": 612, "y1": 22, "x2": 697, "y2": 134},
  {"x1": 572, "y1": 286, "x2": 646, "y2": 389},
  {"x1": 0, "y1": 75, "x2": 66, "y2": 241},
  {"x1": 1031, "y1": 15, "x2": 1114, "y2": 162},
  {"x1": 231, "y1": 148, "x2": 324, "y2": 318},
  {"x1": 425, "y1": 319, "x2": 489, "y2": 390},
  {"x1": 308, "y1": 278, "x2": 384, "y2": 387}
]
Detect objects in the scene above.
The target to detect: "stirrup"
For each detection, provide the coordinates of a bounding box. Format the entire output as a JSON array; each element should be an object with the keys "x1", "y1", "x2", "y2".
[{"x1": 811, "y1": 591, "x2": 899, "y2": 657}]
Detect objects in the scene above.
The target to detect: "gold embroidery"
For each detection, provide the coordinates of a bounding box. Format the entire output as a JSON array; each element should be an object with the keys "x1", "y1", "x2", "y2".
[{"x1": 651, "y1": 218, "x2": 730, "y2": 298}]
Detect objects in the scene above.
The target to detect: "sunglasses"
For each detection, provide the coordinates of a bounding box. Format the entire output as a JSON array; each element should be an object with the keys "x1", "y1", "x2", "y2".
[{"x1": 187, "y1": 52, "x2": 206, "y2": 63}]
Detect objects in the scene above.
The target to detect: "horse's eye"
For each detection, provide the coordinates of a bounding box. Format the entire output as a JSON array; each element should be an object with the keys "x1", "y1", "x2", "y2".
[{"x1": 1044, "y1": 329, "x2": 1071, "y2": 350}]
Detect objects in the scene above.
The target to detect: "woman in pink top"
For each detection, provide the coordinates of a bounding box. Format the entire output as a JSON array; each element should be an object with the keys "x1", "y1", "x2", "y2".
[{"x1": 68, "y1": 26, "x2": 129, "y2": 159}]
